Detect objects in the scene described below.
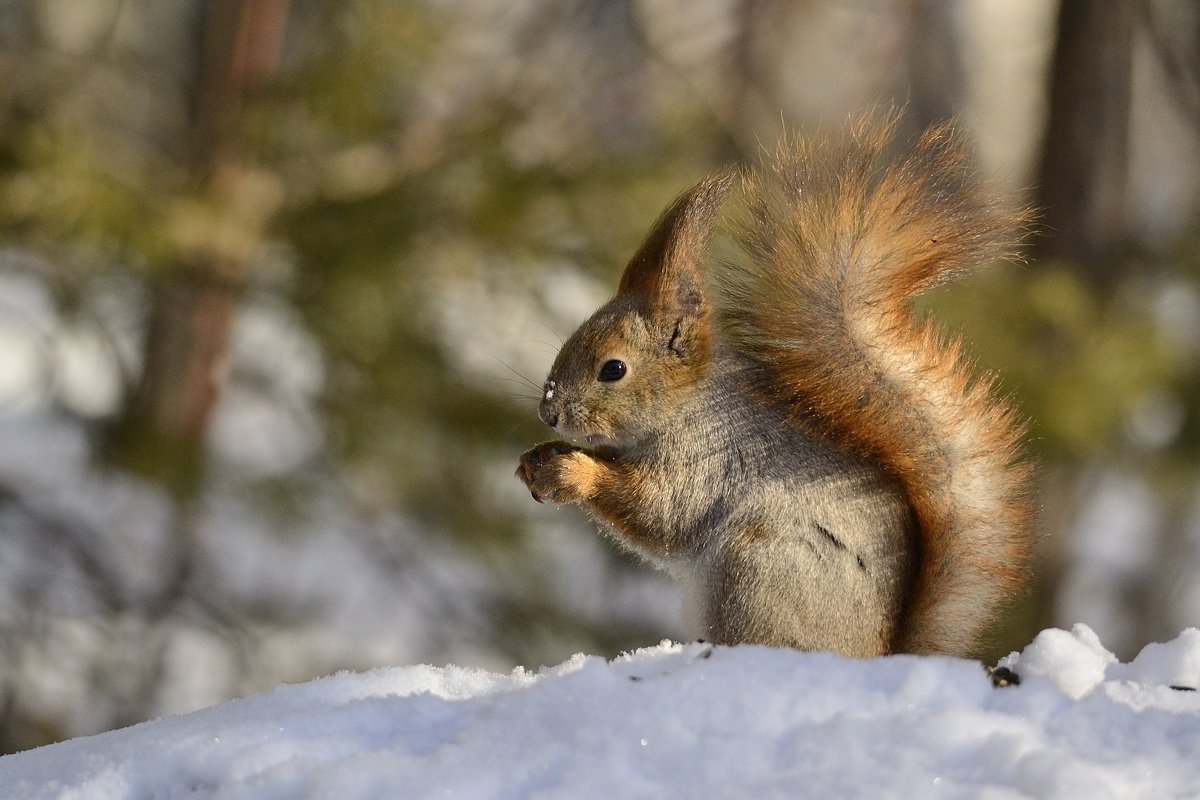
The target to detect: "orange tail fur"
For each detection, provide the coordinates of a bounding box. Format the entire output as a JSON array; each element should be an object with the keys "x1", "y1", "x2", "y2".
[{"x1": 718, "y1": 114, "x2": 1035, "y2": 656}]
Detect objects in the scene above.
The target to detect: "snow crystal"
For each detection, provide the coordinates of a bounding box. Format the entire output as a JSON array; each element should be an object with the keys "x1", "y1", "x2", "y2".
[
  {"x1": 1122, "y1": 627, "x2": 1200, "y2": 688},
  {"x1": 997, "y1": 623, "x2": 1117, "y2": 699}
]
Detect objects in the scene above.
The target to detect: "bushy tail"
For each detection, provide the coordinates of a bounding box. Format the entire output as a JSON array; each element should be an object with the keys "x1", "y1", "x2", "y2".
[{"x1": 717, "y1": 114, "x2": 1035, "y2": 656}]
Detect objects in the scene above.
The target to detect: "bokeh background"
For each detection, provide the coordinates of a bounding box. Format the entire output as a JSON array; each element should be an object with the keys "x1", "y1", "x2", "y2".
[{"x1": 1, "y1": 0, "x2": 1198, "y2": 754}]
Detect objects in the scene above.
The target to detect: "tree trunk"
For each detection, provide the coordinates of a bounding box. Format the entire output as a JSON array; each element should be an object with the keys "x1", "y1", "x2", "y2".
[
  {"x1": 1034, "y1": 0, "x2": 1134, "y2": 278},
  {"x1": 107, "y1": 0, "x2": 290, "y2": 496}
]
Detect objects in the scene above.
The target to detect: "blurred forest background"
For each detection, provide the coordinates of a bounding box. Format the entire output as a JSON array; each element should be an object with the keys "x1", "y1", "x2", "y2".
[{"x1": 0, "y1": 0, "x2": 1199, "y2": 754}]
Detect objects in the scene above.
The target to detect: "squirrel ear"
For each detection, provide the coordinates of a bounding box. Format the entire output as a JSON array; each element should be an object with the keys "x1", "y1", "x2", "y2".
[{"x1": 618, "y1": 168, "x2": 736, "y2": 319}]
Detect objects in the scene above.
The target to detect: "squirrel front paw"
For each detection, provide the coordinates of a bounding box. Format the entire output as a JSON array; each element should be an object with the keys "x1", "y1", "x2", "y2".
[{"x1": 516, "y1": 441, "x2": 595, "y2": 504}]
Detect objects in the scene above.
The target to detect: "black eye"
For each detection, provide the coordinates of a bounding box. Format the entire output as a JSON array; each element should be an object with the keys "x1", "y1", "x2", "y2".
[{"x1": 597, "y1": 359, "x2": 627, "y2": 382}]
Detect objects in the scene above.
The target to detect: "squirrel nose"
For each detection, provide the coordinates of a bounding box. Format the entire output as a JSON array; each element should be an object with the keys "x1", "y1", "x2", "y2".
[{"x1": 539, "y1": 380, "x2": 559, "y2": 428}]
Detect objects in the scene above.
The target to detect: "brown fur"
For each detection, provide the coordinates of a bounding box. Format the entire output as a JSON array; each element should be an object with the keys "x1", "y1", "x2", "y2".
[
  {"x1": 717, "y1": 113, "x2": 1035, "y2": 655},
  {"x1": 518, "y1": 113, "x2": 1034, "y2": 658}
]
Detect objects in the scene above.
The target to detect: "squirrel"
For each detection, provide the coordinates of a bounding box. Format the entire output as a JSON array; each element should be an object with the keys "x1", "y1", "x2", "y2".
[{"x1": 516, "y1": 114, "x2": 1035, "y2": 658}]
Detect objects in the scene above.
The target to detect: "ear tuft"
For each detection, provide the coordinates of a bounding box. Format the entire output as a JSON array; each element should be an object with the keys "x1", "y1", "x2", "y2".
[{"x1": 617, "y1": 168, "x2": 736, "y2": 315}]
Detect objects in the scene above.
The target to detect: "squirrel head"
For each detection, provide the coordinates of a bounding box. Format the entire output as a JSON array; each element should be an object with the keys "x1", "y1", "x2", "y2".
[{"x1": 538, "y1": 170, "x2": 734, "y2": 451}]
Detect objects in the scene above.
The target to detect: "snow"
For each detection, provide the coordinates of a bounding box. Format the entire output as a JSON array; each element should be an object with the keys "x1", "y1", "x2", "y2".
[{"x1": 2, "y1": 626, "x2": 1198, "y2": 799}]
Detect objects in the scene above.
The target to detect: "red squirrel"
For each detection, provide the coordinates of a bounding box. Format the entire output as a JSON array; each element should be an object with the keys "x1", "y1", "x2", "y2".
[{"x1": 517, "y1": 114, "x2": 1034, "y2": 657}]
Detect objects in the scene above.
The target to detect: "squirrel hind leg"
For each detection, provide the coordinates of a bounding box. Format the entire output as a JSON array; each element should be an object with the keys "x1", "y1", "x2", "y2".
[{"x1": 701, "y1": 521, "x2": 896, "y2": 657}]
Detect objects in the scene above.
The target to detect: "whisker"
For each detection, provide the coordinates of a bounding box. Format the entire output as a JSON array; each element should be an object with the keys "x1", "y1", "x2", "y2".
[
  {"x1": 502, "y1": 419, "x2": 544, "y2": 440},
  {"x1": 536, "y1": 321, "x2": 565, "y2": 349},
  {"x1": 510, "y1": 379, "x2": 540, "y2": 393},
  {"x1": 491, "y1": 355, "x2": 542, "y2": 391}
]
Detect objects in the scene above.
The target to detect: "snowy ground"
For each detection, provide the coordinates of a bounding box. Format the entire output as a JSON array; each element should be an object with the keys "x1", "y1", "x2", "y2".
[{"x1": 1, "y1": 625, "x2": 1197, "y2": 800}]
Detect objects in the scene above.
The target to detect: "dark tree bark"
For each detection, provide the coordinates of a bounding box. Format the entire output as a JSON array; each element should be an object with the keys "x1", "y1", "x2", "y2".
[
  {"x1": 904, "y1": 0, "x2": 964, "y2": 129},
  {"x1": 108, "y1": 0, "x2": 290, "y2": 495},
  {"x1": 1034, "y1": 0, "x2": 1135, "y2": 278}
]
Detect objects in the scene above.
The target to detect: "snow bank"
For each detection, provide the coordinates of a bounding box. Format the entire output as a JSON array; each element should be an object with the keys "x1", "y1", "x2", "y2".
[{"x1": 2, "y1": 626, "x2": 1199, "y2": 799}]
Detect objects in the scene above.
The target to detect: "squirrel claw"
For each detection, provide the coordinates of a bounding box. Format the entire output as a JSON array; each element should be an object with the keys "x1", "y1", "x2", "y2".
[{"x1": 516, "y1": 441, "x2": 587, "y2": 505}]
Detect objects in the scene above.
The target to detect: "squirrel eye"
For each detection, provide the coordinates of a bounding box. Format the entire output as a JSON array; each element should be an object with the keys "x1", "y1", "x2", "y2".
[{"x1": 597, "y1": 359, "x2": 627, "y2": 382}]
